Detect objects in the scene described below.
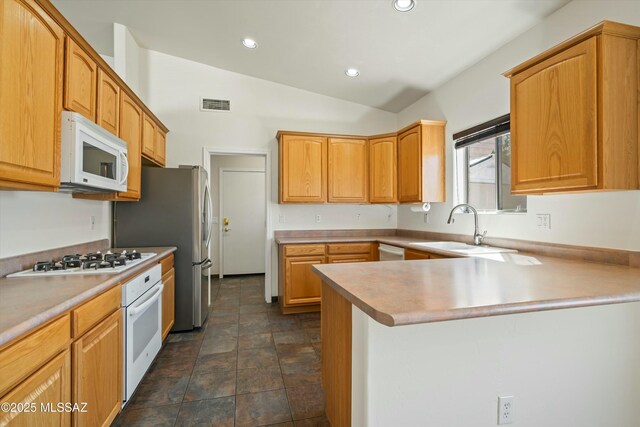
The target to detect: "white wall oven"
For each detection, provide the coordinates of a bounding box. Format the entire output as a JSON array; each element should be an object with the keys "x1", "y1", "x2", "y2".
[{"x1": 122, "y1": 264, "x2": 163, "y2": 403}]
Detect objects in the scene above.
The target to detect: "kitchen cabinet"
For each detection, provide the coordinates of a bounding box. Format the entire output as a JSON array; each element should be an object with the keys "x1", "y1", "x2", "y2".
[
  {"x1": 284, "y1": 255, "x2": 325, "y2": 307},
  {"x1": 504, "y1": 21, "x2": 640, "y2": 194},
  {"x1": 279, "y1": 133, "x2": 328, "y2": 203},
  {"x1": 72, "y1": 310, "x2": 122, "y2": 427},
  {"x1": 96, "y1": 69, "x2": 120, "y2": 137},
  {"x1": 328, "y1": 138, "x2": 368, "y2": 203},
  {"x1": 118, "y1": 93, "x2": 143, "y2": 199},
  {"x1": 162, "y1": 268, "x2": 175, "y2": 340},
  {"x1": 405, "y1": 248, "x2": 448, "y2": 260},
  {"x1": 0, "y1": 0, "x2": 64, "y2": 191},
  {"x1": 141, "y1": 113, "x2": 165, "y2": 166},
  {"x1": 369, "y1": 134, "x2": 398, "y2": 203},
  {"x1": 0, "y1": 351, "x2": 71, "y2": 427},
  {"x1": 397, "y1": 121, "x2": 446, "y2": 203},
  {"x1": 155, "y1": 128, "x2": 167, "y2": 166},
  {"x1": 64, "y1": 37, "x2": 97, "y2": 121}
]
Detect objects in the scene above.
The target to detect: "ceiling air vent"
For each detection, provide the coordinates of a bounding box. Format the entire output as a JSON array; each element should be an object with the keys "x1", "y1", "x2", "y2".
[{"x1": 200, "y1": 98, "x2": 231, "y2": 112}]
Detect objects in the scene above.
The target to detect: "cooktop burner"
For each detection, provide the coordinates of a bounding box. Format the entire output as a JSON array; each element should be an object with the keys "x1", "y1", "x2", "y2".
[{"x1": 7, "y1": 250, "x2": 156, "y2": 278}]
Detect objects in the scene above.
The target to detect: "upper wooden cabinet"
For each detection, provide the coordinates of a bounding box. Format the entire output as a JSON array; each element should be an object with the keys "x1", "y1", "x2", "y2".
[
  {"x1": 155, "y1": 127, "x2": 167, "y2": 166},
  {"x1": 328, "y1": 138, "x2": 368, "y2": 203},
  {"x1": 64, "y1": 37, "x2": 97, "y2": 121},
  {"x1": 0, "y1": 0, "x2": 64, "y2": 191},
  {"x1": 96, "y1": 68, "x2": 120, "y2": 136},
  {"x1": 397, "y1": 121, "x2": 446, "y2": 203},
  {"x1": 504, "y1": 21, "x2": 640, "y2": 194},
  {"x1": 118, "y1": 93, "x2": 143, "y2": 199},
  {"x1": 141, "y1": 114, "x2": 156, "y2": 158},
  {"x1": 369, "y1": 134, "x2": 398, "y2": 203},
  {"x1": 279, "y1": 133, "x2": 328, "y2": 203}
]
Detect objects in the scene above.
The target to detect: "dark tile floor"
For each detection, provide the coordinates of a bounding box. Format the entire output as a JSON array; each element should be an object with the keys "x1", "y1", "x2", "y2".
[{"x1": 114, "y1": 274, "x2": 329, "y2": 427}]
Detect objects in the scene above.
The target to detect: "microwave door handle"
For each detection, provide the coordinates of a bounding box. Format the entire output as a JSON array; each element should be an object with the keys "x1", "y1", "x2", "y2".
[
  {"x1": 128, "y1": 284, "x2": 163, "y2": 317},
  {"x1": 119, "y1": 152, "x2": 129, "y2": 185}
]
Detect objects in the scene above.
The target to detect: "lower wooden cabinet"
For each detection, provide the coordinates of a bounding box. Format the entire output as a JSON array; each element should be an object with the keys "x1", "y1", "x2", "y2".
[
  {"x1": 162, "y1": 268, "x2": 175, "y2": 340},
  {"x1": 405, "y1": 248, "x2": 448, "y2": 260},
  {"x1": 284, "y1": 255, "x2": 325, "y2": 308},
  {"x1": 327, "y1": 254, "x2": 371, "y2": 263},
  {"x1": 72, "y1": 309, "x2": 122, "y2": 427},
  {"x1": 0, "y1": 350, "x2": 71, "y2": 427}
]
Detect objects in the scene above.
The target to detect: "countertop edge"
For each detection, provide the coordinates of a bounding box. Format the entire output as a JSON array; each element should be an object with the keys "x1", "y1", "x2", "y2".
[
  {"x1": 0, "y1": 247, "x2": 177, "y2": 348},
  {"x1": 313, "y1": 264, "x2": 640, "y2": 327}
]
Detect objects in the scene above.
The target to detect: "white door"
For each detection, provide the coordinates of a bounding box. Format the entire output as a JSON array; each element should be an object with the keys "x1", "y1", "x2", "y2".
[{"x1": 221, "y1": 169, "x2": 266, "y2": 275}]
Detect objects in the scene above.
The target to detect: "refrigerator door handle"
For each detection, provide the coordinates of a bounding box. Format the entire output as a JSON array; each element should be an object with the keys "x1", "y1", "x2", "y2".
[
  {"x1": 204, "y1": 185, "x2": 213, "y2": 249},
  {"x1": 192, "y1": 257, "x2": 211, "y2": 267}
]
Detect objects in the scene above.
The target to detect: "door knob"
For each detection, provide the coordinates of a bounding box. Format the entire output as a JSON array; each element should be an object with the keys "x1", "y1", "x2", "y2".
[
  {"x1": 223, "y1": 217, "x2": 230, "y2": 226},
  {"x1": 224, "y1": 227, "x2": 230, "y2": 232}
]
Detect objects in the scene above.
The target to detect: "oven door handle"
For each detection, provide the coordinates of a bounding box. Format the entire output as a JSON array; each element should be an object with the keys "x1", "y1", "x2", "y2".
[{"x1": 129, "y1": 284, "x2": 163, "y2": 317}]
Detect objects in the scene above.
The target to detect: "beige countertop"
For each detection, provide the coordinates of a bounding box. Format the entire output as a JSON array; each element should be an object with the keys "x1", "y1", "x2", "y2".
[
  {"x1": 313, "y1": 254, "x2": 640, "y2": 327},
  {"x1": 0, "y1": 247, "x2": 176, "y2": 347}
]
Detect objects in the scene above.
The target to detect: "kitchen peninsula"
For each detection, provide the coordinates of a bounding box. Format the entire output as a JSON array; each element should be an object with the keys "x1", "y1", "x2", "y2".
[{"x1": 314, "y1": 255, "x2": 640, "y2": 427}]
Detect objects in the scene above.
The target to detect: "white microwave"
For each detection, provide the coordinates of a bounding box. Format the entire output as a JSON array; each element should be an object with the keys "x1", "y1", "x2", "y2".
[{"x1": 60, "y1": 111, "x2": 129, "y2": 193}]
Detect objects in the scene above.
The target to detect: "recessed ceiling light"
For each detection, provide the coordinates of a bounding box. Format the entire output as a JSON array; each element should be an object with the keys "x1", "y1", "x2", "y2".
[
  {"x1": 393, "y1": 0, "x2": 415, "y2": 12},
  {"x1": 242, "y1": 38, "x2": 258, "y2": 49},
  {"x1": 345, "y1": 68, "x2": 360, "y2": 77}
]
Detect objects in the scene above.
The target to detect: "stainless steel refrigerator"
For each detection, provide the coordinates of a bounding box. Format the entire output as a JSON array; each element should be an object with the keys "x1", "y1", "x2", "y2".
[{"x1": 114, "y1": 166, "x2": 212, "y2": 331}]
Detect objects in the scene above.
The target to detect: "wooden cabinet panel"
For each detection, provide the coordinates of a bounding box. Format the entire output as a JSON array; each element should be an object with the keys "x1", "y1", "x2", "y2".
[
  {"x1": 397, "y1": 125, "x2": 422, "y2": 203},
  {"x1": 328, "y1": 138, "x2": 368, "y2": 203},
  {"x1": 162, "y1": 268, "x2": 175, "y2": 340},
  {"x1": 71, "y1": 285, "x2": 120, "y2": 338},
  {"x1": 510, "y1": 38, "x2": 598, "y2": 193},
  {"x1": 0, "y1": 315, "x2": 70, "y2": 397},
  {"x1": 369, "y1": 135, "x2": 397, "y2": 203},
  {"x1": 0, "y1": 0, "x2": 64, "y2": 190},
  {"x1": 284, "y1": 244, "x2": 326, "y2": 257},
  {"x1": 155, "y1": 128, "x2": 167, "y2": 166},
  {"x1": 0, "y1": 350, "x2": 71, "y2": 427},
  {"x1": 326, "y1": 243, "x2": 372, "y2": 255},
  {"x1": 72, "y1": 310, "x2": 122, "y2": 427},
  {"x1": 118, "y1": 92, "x2": 143, "y2": 199},
  {"x1": 64, "y1": 38, "x2": 97, "y2": 121},
  {"x1": 405, "y1": 249, "x2": 431, "y2": 260},
  {"x1": 327, "y1": 254, "x2": 370, "y2": 263},
  {"x1": 160, "y1": 253, "x2": 175, "y2": 275},
  {"x1": 96, "y1": 68, "x2": 120, "y2": 136},
  {"x1": 279, "y1": 134, "x2": 327, "y2": 203},
  {"x1": 142, "y1": 113, "x2": 156, "y2": 159},
  {"x1": 284, "y1": 256, "x2": 324, "y2": 306}
]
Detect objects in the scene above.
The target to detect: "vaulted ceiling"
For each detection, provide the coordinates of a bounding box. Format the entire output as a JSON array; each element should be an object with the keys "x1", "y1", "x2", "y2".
[{"x1": 52, "y1": 0, "x2": 570, "y2": 112}]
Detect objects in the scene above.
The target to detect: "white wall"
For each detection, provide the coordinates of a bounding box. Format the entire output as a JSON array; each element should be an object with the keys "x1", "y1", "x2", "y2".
[
  {"x1": 0, "y1": 192, "x2": 111, "y2": 258},
  {"x1": 209, "y1": 154, "x2": 266, "y2": 275},
  {"x1": 113, "y1": 23, "x2": 141, "y2": 96},
  {"x1": 352, "y1": 302, "x2": 640, "y2": 427},
  {"x1": 397, "y1": 0, "x2": 640, "y2": 251},
  {"x1": 139, "y1": 49, "x2": 399, "y2": 295}
]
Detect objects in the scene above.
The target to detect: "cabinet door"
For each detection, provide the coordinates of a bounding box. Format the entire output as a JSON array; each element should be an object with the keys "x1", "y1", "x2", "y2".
[
  {"x1": 96, "y1": 69, "x2": 120, "y2": 136},
  {"x1": 0, "y1": 350, "x2": 71, "y2": 427},
  {"x1": 141, "y1": 113, "x2": 156, "y2": 159},
  {"x1": 0, "y1": 0, "x2": 64, "y2": 190},
  {"x1": 64, "y1": 38, "x2": 97, "y2": 121},
  {"x1": 327, "y1": 254, "x2": 370, "y2": 263},
  {"x1": 397, "y1": 125, "x2": 422, "y2": 202},
  {"x1": 155, "y1": 127, "x2": 166, "y2": 166},
  {"x1": 280, "y1": 135, "x2": 327, "y2": 203},
  {"x1": 510, "y1": 38, "x2": 598, "y2": 193},
  {"x1": 328, "y1": 138, "x2": 368, "y2": 203},
  {"x1": 369, "y1": 136, "x2": 397, "y2": 203},
  {"x1": 284, "y1": 256, "x2": 324, "y2": 306},
  {"x1": 72, "y1": 309, "x2": 122, "y2": 427},
  {"x1": 119, "y1": 92, "x2": 143, "y2": 199},
  {"x1": 162, "y1": 268, "x2": 175, "y2": 340},
  {"x1": 404, "y1": 249, "x2": 431, "y2": 260}
]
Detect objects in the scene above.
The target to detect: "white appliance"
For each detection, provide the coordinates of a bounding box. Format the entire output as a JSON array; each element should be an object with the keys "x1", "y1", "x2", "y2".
[
  {"x1": 60, "y1": 111, "x2": 129, "y2": 193},
  {"x1": 379, "y1": 244, "x2": 405, "y2": 261},
  {"x1": 122, "y1": 264, "x2": 163, "y2": 403}
]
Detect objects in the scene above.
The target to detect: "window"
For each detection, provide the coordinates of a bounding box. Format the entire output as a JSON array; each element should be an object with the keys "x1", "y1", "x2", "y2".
[{"x1": 454, "y1": 115, "x2": 526, "y2": 212}]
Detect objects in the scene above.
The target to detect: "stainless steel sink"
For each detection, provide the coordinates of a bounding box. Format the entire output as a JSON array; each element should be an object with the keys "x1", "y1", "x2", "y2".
[{"x1": 412, "y1": 241, "x2": 517, "y2": 256}]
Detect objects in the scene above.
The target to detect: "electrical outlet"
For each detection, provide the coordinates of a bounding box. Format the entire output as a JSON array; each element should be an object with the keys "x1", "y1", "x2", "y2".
[
  {"x1": 498, "y1": 396, "x2": 514, "y2": 425},
  {"x1": 356, "y1": 213, "x2": 361, "y2": 221},
  {"x1": 89, "y1": 216, "x2": 95, "y2": 230},
  {"x1": 536, "y1": 214, "x2": 551, "y2": 230},
  {"x1": 423, "y1": 213, "x2": 429, "y2": 224},
  {"x1": 315, "y1": 214, "x2": 321, "y2": 223},
  {"x1": 279, "y1": 214, "x2": 286, "y2": 224}
]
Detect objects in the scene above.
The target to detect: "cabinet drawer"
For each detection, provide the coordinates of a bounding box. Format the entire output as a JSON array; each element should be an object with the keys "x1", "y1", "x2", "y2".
[
  {"x1": 326, "y1": 243, "x2": 371, "y2": 255},
  {"x1": 160, "y1": 253, "x2": 174, "y2": 275},
  {"x1": 327, "y1": 254, "x2": 370, "y2": 263},
  {"x1": 72, "y1": 285, "x2": 121, "y2": 338},
  {"x1": 0, "y1": 315, "x2": 70, "y2": 396},
  {"x1": 284, "y1": 244, "x2": 326, "y2": 256}
]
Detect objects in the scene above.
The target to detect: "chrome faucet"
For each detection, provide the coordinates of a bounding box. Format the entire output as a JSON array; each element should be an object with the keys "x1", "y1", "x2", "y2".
[{"x1": 447, "y1": 203, "x2": 487, "y2": 246}]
